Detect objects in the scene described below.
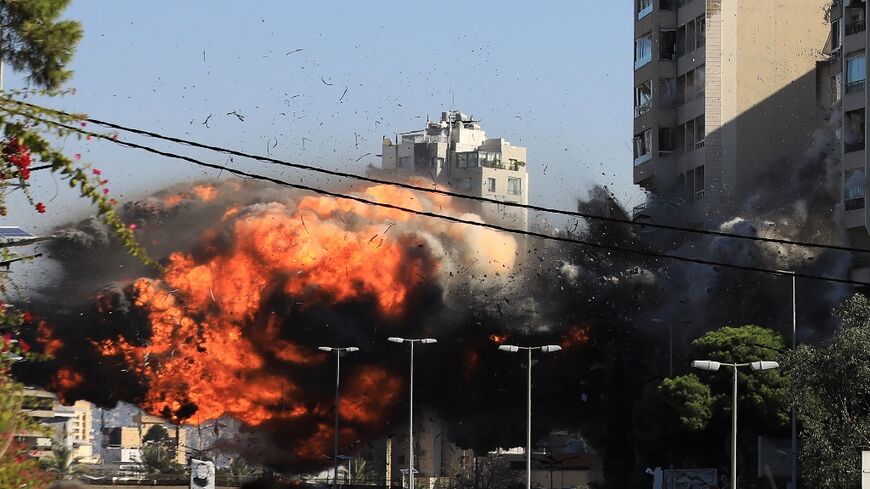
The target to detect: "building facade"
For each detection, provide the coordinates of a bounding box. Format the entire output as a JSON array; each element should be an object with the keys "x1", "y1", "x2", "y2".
[
  {"x1": 379, "y1": 111, "x2": 529, "y2": 232},
  {"x1": 19, "y1": 387, "x2": 96, "y2": 463},
  {"x1": 827, "y1": 0, "x2": 870, "y2": 281},
  {"x1": 632, "y1": 0, "x2": 830, "y2": 223}
]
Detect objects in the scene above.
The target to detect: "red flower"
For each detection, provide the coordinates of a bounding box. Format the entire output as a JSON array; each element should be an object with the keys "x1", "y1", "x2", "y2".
[
  {"x1": 19, "y1": 339, "x2": 30, "y2": 352},
  {"x1": 102, "y1": 188, "x2": 109, "y2": 194},
  {"x1": 73, "y1": 153, "x2": 81, "y2": 161},
  {"x1": 109, "y1": 198, "x2": 118, "y2": 205},
  {"x1": 92, "y1": 169, "x2": 101, "y2": 176},
  {"x1": 19, "y1": 168, "x2": 30, "y2": 180},
  {"x1": 129, "y1": 223, "x2": 138, "y2": 231},
  {"x1": 86, "y1": 135, "x2": 93, "y2": 141},
  {"x1": 35, "y1": 202, "x2": 46, "y2": 214},
  {"x1": 22, "y1": 311, "x2": 32, "y2": 323},
  {"x1": 80, "y1": 122, "x2": 87, "y2": 127},
  {"x1": 100, "y1": 179, "x2": 109, "y2": 185}
]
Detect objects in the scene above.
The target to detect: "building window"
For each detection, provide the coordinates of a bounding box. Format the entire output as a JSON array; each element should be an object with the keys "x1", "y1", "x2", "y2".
[
  {"x1": 398, "y1": 156, "x2": 412, "y2": 169},
  {"x1": 695, "y1": 65, "x2": 705, "y2": 97},
  {"x1": 507, "y1": 178, "x2": 523, "y2": 195},
  {"x1": 694, "y1": 165, "x2": 705, "y2": 200},
  {"x1": 832, "y1": 72, "x2": 843, "y2": 102},
  {"x1": 635, "y1": 79, "x2": 653, "y2": 117},
  {"x1": 685, "y1": 120, "x2": 695, "y2": 152},
  {"x1": 845, "y1": 109, "x2": 866, "y2": 153},
  {"x1": 659, "y1": 127, "x2": 676, "y2": 153},
  {"x1": 635, "y1": 33, "x2": 653, "y2": 69},
  {"x1": 659, "y1": 77, "x2": 678, "y2": 108},
  {"x1": 694, "y1": 116, "x2": 705, "y2": 149},
  {"x1": 845, "y1": 168, "x2": 866, "y2": 210},
  {"x1": 660, "y1": 30, "x2": 677, "y2": 60},
  {"x1": 487, "y1": 178, "x2": 496, "y2": 192},
  {"x1": 660, "y1": 0, "x2": 675, "y2": 9},
  {"x1": 846, "y1": 53, "x2": 866, "y2": 93},
  {"x1": 846, "y1": 7, "x2": 866, "y2": 36},
  {"x1": 833, "y1": 18, "x2": 843, "y2": 51},
  {"x1": 696, "y1": 15, "x2": 706, "y2": 47},
  {"x1": 634, "y1": 128, "x2": 653, "y2": 165},
  {"x1": 457, "y1": 152, "x2": 478, "y2": 169},
  {"x1": 637, "y1": 0, "x2": 653, "y2": 19}
]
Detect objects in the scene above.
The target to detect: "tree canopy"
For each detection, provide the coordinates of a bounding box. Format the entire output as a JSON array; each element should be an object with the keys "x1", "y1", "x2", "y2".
[
  {"x1": 786, "y1": 294, "x2": 870, "y2": 489},
  {"x1": 632, "y1": 324, "x2": 789, "y2": 474},
  {"x1": 0, "y1": 0, "x2": 83, "y2": 90}
]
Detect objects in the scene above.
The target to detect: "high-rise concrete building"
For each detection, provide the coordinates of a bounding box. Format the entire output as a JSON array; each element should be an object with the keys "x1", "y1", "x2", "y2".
[
  {"x1": 632, "y1": 0, "x2": 830, "y2": 223},
  {"x1": 378, "y1": 111, "x2": 529, "y2": 232},
  {"x1": 825, "y1": 0, "x2": 870, "y2": 281}
]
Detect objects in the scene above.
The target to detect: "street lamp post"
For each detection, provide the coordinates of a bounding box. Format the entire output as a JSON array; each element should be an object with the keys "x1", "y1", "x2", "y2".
[
  {"x1": 691, "y1": 360, "x2": 780, "y2": 489},
  {"x1": 388, "y1": 337, "x2": 437, "y2": 489},
  {"x1": 318, "y1": 346, "x2": 360, "y2": 489},
  {"x1": 776, "y1": 270, "x2": 799, "y2": 489},
  {"x1": 498, "y1": 344, "x2": 563, "y2": 489}
]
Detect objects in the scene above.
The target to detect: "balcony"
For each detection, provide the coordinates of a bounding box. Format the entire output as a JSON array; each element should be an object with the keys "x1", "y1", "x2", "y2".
[
  {"x1": 846, "y1": 197, "x2": 865, "y2": 211},
  {"x1": 634, "y1": 103, "x2": 651, "y2": 118},
  {"x1": 847, "y1": 80, "x2": 866, "y2": 93},
  {"x1": 845, "y1": 139, "x2": 866, "y2": 153},
  {"x1": 847, "y1": 19, "x2": 866, "y2": 36}
]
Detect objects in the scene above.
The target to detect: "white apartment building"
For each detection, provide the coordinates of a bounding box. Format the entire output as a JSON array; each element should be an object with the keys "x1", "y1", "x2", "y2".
[{"x1": 379, "y1": 111, "x2": 529, "y2": 232}]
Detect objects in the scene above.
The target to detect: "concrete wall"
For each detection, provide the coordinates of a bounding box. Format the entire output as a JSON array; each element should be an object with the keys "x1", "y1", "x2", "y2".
[{"x1": 706, "y1": 0, "x2": 830, "y2": 218}]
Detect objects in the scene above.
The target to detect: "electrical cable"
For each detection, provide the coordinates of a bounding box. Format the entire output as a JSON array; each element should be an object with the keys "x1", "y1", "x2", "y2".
[
  {"x1": 6, "y1": 98, "x2": 869, "y2": 254},
  {"x1": 14, "y1": 109, "x2": 870, "y2": 287}
]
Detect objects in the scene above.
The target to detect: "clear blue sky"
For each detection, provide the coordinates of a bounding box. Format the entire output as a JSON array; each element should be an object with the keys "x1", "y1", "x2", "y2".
[{"x1": 7, "y1": 0, "x2": 641, "y2": 233}]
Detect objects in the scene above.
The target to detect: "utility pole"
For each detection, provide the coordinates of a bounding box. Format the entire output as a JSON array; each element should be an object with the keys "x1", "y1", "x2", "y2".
[
  {"x1": 318, "y1": 346, "x2": 360, "y2": 489},
  {"x1": 388, "y1": 337, "x2": 437, "y2": 489}
]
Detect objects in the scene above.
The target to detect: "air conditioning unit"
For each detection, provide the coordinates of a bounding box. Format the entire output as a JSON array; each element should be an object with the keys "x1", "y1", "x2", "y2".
[{"x1": 190, "y1": 459, "x2": 215, "y2": 489}]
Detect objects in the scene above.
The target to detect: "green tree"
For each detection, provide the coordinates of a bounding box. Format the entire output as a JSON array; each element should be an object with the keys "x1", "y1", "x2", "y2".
[
  {"x1": 785, "y1": 294, "x2": 870, "y2": 489},
  {"x1": 632, "y1": 325, "x2": 789, "y2": 480},
  {"x1": 633, "y1": 374, "x2": 713, "y2": 466},
  {"x1": 140, "y1": 444, "x2": 180, "y2": 475},
  {"x1": 690, "y1": 325, "x2": 790, "y2": 434},
  {"x1": 142, "y1": 424, "x2": 170, "y2": 445},
  {"x1": 39, "y1": 442, "x2": 82, "y2": 478},
  {"x1": 0, "y1": 0, "x2": 83, "y2": 90},
  {"x1": 0, "y1": 2, "x2": 150, "y2": 487},
  {"x1": 229, "y1": 456, "x2": 256, "y2": 484},
  {"x1": 347, "y1": 456, "x2": 374, "y2": 484}
]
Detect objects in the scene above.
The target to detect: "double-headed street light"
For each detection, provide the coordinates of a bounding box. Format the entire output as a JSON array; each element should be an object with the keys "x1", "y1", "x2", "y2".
[
  {"x1": 498, "y1": 344, "x2": 562, "y2": 489},
  {"x1": 318, "y1": 346, "x2": 360, "y2": 489},
  {"x1": 692, "y1": 360, "x2": 780, "y2": 489},
  {"x1": 388, "y1": 337, "x2": 437, "y2": 489}
]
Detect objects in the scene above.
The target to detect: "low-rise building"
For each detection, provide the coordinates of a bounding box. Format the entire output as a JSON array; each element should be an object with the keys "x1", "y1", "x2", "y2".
[{"x1": 19, "y1": 387, "x2": 96, "y2": 463}]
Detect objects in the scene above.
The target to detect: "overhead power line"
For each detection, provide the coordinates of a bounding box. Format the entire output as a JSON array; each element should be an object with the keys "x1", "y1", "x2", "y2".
[
  {"x1": 5, "y1": 98, "x2": 869, "y2": 255},
  {"x1": 14, "y1": 110, "x2": 870, "y2": 287}
]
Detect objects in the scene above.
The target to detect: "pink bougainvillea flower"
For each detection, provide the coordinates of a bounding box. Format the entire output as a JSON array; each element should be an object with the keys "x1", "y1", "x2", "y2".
[
  {"x1": 92, "y1": 169, "x2": 101, "y2": 176},
  {"x1": 73, "y1": 154, "x2": 81, "y2": 161},
  {"x1": 129, "y1": 223, "x2": 138, "y2": 231},
  {"x1": 35, "y1": 202, "x2": 46, "y2": 214}
]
